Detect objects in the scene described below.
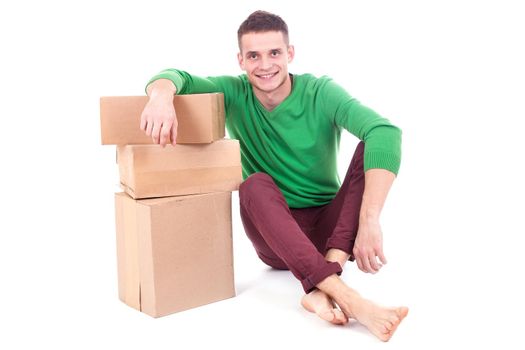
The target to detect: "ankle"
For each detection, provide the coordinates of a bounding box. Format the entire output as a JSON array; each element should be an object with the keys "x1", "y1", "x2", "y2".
[
  {"x1": 317, "y1": 275, "x2": 361, "y2": 300},
  {"x1": 325, "y1": 248, "x2": 350, "y2": 267},
  {"x1": 316, "y1": 274, "x2": 342, "y2": 295}
]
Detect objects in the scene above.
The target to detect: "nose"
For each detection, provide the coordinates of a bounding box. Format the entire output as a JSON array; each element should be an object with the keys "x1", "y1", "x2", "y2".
[{"x1": 260, "y1": 55, "x2": 272, "y2": 70}]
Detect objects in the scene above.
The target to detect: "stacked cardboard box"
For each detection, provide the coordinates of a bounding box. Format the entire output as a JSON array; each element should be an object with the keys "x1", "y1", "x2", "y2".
[{"x1": 100, "y1": 93, "x2": 242, "y2": 317}]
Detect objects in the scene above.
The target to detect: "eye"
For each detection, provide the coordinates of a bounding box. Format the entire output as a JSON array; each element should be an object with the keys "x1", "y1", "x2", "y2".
[
  {"x1": 271, "y1": 50, "x2": 280, "y2": 57},
  {"x1": 249, "y1": 53, "x2": 258, "y2": 60}
]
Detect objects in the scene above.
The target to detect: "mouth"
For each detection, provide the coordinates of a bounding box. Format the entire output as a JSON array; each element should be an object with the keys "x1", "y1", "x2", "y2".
[{"x1": 255, "y1": 72, "x2": 278, "y2": 80}]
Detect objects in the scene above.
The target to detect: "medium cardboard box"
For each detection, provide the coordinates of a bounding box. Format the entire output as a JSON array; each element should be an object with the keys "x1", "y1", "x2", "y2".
[
  {"x1": 100, "y1": 94, "x2": 225, "y2": 144},
  {"x1": 115, "y1": 191, "x2": 235, "y2": 318},
  {"x1": 117, "y1": 139, "x2": 242, "y2": 199}
]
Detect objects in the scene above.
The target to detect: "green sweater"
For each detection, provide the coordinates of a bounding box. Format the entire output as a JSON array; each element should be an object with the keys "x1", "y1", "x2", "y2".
[{"x1": 147, "y1": 70, "x2": 402, "y2": 208}]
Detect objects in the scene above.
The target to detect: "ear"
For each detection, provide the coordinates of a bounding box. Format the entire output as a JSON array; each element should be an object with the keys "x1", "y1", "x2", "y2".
[
  {"x1": 237, "y1": 52, "x2": 245, "y2": 70},
  {"x1": 287, "y1": 45, "x2": 295, "y2": 64}
]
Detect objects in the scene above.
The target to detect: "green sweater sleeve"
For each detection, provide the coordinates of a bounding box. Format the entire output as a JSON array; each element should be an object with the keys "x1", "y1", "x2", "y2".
[
  {"x1": 146, "y1": 68, "x2": 243, "y2": 111},
  {"x1": 320, "y1": 77, "x2": 402, "y2": 175}
]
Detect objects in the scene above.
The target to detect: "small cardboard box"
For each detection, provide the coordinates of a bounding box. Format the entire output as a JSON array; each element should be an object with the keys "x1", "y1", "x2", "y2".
[
  {"x1": 100, "y1": 94, "x2": 225, "y2": 144},
  {"x1": 117, "y1": 139, "x2": 242, "y2": 199},
  {"x1": 115, "y1": 191, "x2": 235, "y2": 318}
]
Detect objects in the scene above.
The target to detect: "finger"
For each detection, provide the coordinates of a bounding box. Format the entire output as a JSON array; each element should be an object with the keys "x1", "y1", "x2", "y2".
[
  {"x1": 361, "y1": 253, "x2": 375, "y2": 273},
  {"x1": 378, "y1": 250, "x2": 388, "y2": 265},
  {"x1": 355, "y1": 256, "x2": 364, "y2": 272},
  {"x1": 171, "y1": 120, "x2": 178, "y2": 146},
  {"x1": 159, "y1": 120, "x2": 173, "y2": 147},
  {"x1": 369, "y1": 254, "x2": 382, "y2": 272},
  {"x1": 151, "y1": 123, "x2": 162, "y2": 144},
  {"x1": 354, "y1": 248, "x2": 367, "y2": 273},
  {"x1": 145, "y1": 120, "x2": 154, "y2": 136},
  {"x1": 140, "y1": 112, "x2": 147, "y2": 131}
]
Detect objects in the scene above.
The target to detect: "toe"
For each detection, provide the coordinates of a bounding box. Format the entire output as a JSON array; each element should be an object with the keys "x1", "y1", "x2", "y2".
[
  {"x1": 333, "y1": 309, "x2": 348, "y2": 325},
  {"x1": 381, "y1": 333, "x2": 393, "y2": 342},
  {"x1": 375, "y1": 329, "x2": 393, "y2": 342},
  {"x1": 397, "y1": 307, "x2": 409, "y2": 319},
  {"x1": 319, "y1": 310, "x2": 336, "y2": 323}
]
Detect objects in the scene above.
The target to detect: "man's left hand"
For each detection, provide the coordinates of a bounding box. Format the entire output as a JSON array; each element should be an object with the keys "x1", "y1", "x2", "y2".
[{"x1": 353, "y1": 218, "x2": 387, "y2": 274}]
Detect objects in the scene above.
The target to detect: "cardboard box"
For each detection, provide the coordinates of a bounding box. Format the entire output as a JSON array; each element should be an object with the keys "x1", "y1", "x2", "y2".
[
  {"x1": 100, "y1": 93, "x2": 225, "y2": 144},
  {"x1": 117, "y1": 139, "x2": 242, "y2": 199},
  {"x1": 115, "y1": 191, "x2": 235, "y2": 318}
]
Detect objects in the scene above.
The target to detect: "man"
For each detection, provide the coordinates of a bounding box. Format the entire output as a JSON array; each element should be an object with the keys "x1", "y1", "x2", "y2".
[{"x1": 140, "y1": 10, "x2": 408, "y2": 341}]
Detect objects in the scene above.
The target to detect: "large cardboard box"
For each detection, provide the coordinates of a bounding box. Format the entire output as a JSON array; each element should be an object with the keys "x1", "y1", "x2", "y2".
[
  {"x1": 117, "y1": 139, "x2": 242, "y2": 199},
  {"x1": 100, "y1": 93, "x2": 225, "y2": 144},
  {"x1": 115, "y1": 191, "x2": 235, "y2": 318}
]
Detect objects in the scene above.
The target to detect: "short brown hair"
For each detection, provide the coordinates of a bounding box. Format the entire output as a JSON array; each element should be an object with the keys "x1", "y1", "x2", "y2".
[{"x1": 237, "y1": 10, "x2": 289, "y2": 49}]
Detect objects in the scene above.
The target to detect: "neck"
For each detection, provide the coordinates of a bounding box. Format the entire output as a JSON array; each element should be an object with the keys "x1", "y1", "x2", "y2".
[{"x1": 253, "y1": 74, "x2": 292, "y2": 111}]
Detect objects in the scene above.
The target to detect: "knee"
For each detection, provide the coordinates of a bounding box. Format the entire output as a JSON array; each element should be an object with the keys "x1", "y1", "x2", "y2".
[{"x1": 239, "y1": 172, "x2": 274, "y2": 201}]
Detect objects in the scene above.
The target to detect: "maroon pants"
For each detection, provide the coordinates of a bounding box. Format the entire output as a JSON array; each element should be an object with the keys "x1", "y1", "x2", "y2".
[{"x1": 239, "y1": 142, "x2": 365, "y2": 293}]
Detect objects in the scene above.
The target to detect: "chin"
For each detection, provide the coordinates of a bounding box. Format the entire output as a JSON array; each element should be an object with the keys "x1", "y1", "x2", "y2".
[{"x1": 256, "y1": 83, "x2": 278, "y2": 92}]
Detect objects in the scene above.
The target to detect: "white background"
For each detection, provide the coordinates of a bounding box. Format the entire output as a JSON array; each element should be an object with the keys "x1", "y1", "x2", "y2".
[{"x1": 1, "y1": 0, "x2": 524, "y2": 348}]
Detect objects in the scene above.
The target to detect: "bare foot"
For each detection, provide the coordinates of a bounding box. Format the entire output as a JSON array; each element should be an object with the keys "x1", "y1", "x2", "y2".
[
  {"x1": 301, "y1": 289, "x2": 348, "y2": 325},
  {"x1": 336, "y1": 292, "x2": 409, "y2": 342}
]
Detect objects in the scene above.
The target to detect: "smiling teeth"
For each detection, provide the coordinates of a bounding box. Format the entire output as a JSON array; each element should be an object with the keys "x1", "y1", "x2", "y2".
[{"x1": 259, "y1": 73, "x2": 276, "y2": 79}]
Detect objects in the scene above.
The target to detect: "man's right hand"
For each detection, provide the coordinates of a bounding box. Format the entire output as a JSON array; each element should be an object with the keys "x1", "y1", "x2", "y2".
[{"x1": 140, "y1": 79, "x2": 178, "y2": 147}]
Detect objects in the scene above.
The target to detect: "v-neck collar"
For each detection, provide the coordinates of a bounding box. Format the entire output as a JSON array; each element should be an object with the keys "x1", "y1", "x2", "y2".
[{"x1": 253, "y1": 74, "x2": 296, "y2": 116}]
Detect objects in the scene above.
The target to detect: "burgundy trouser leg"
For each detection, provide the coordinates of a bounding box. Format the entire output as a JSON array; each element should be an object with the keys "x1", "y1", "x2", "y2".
[
  {"x1": 317, "y1": 141, "x2": 365, "y2": 259},
  {"x1": 239, "y1": 142, "x2": 365, "y2": 293}
]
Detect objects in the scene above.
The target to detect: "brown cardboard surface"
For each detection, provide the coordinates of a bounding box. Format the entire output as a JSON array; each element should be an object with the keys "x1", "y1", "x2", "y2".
[
  {"x1": 115, "y1": 194, "x2": 141, "y2": 310},
  {"x1": 100, "y1": 94, "x2": 225, "y2": 144},
  {"x1": 117, "y1": 139, "x2": 242, "y2": 199},
  {"x1": 114, "y1": 191, "x2": 235, "y2": 318}
]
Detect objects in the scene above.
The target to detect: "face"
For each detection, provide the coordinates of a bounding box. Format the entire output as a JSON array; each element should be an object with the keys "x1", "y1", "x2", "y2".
[{"x1": 237, "y1": 31, "x2": 295, "y2": 94}]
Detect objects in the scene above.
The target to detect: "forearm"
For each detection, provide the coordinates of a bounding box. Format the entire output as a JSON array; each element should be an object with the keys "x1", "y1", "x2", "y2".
[
  {"x1": 324, "y1": 166, "x2": 396, "y2": 269},
  {"x1": 360, "y1": 168, "x2": 396, "y2": 222}
]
